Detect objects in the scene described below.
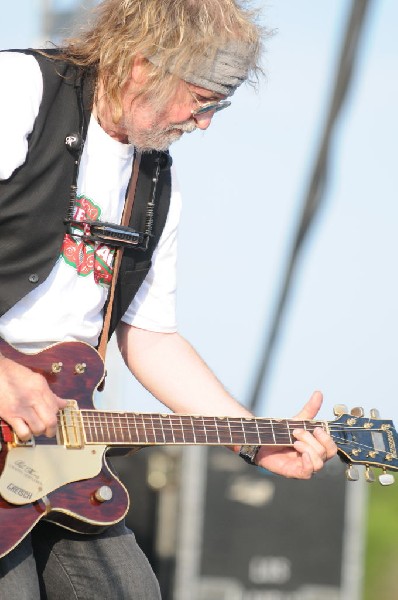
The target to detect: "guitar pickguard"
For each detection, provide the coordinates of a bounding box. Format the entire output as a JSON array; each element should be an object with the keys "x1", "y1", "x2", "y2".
[{"x1": 0, "y1": 444, "x2": 106, "y2": 505}]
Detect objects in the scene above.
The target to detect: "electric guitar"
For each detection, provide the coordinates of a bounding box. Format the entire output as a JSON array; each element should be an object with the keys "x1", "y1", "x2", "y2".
[{"x1": 0, "y1": 338, "x2": 397, "y2": 559}]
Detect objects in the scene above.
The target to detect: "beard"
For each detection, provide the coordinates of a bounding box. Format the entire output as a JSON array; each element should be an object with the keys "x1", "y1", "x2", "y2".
[{"x1": 121, "y1": 117, "x2": 197, "y2": 153}]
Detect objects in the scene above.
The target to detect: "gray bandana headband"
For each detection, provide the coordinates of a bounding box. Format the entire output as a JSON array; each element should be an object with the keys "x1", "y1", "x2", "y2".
[{"x1": 148, "y1": 41, "x2": 255, "y2": 96}]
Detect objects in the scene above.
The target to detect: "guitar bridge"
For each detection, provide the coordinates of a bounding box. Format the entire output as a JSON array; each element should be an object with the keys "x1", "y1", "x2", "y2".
[{"x1": 58, "y1": 400, "x2": 84, "y2": 448}]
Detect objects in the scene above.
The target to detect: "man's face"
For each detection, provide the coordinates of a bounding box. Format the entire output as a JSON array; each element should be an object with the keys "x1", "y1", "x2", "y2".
[{"x1": 118, "y1": 77, "x2": 227, "y2": 152}]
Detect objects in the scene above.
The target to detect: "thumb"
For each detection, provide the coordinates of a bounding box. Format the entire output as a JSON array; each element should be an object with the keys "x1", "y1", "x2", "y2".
[{"x1": 293, "y1": 390, "x2": 323, "y2": 420}]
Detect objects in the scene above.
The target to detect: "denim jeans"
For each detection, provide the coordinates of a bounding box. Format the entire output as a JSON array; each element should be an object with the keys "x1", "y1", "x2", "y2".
[{"x1": 0, "y1": 520, "x2": 161, "y2": 599}]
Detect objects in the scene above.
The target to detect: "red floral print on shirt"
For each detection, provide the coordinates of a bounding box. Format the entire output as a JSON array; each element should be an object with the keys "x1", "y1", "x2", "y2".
[{"x1": 61, "y1": 195, "x2": 115, "y2": 287}]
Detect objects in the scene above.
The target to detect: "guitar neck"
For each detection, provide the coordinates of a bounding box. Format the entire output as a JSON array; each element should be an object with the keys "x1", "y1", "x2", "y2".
[{"x1": 79, "y1": 411, "x2": 327, "y2": 447}]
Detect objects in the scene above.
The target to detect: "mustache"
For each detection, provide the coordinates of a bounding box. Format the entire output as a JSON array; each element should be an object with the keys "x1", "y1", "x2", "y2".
[{"x1": 165, "y1": 120, "x2": 197, "y2": 134}]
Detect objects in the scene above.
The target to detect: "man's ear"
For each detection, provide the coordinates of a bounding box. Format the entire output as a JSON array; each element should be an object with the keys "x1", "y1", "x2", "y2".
[{"x1": 130, "y1": 54, "x2": 149, "y2": 85}]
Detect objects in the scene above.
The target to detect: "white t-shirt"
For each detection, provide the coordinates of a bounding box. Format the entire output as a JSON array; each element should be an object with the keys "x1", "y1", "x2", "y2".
[{"x1": 0, "y1": 52, "x2": 180, "y2": 352}]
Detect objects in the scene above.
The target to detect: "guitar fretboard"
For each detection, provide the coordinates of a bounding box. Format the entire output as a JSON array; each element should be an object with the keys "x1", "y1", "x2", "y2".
[{"x1": 79, "y1": 411, "x2": 326, "y2": 447}]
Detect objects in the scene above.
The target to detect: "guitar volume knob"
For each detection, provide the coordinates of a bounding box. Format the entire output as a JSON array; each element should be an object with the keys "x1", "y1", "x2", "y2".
[
  {"x1": 94, "y1": 486, "x2": 113, "y2": 502},
  {"x1": 75, "y1": 362, "x2": 87, "y2": 374}
]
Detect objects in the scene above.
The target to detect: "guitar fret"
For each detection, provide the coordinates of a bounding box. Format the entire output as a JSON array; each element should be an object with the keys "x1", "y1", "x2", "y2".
[
  {"x1": 169, "y1": 416, "x2": 176, "y2": 444},
  {"x1": 207, "y1": 417, "x2": 217, "y2": 444},
  {"x1": 203, "y1": 418, "x2": 209, "y2": 443},
  {"x1": 270, "y1": 420, "x2": 276, "y2": 444},
  {"x1": 140, "y1": 415, "x2": 149, "y2": 444},
  {"x1": 92, "y1": 412, "x2": 98, "y2": 443},
  {"x1": 80, "y1": 411, "x2": 326, "y2": 448},
  {"x1": 241, "y1": 418, "x2": 248, "y2": 444},
  {"x1": 214, "y1": 417, "x2": 234, "y2": 444},
  {"x1": 192, "y1": 416, "x2": 201, "y2": 443},
  {"x1": 83, "y1": 411, "x2": 91, "y2": 442},
  {"x1": 162, "y1": 415, "x2": 167, "y2": 442},
  {"x1": 99, "y1": 413, "x2": 105, "y2": 442},
  {"x1": 143, "y1": 415, "x2": 155, "y2": 443},
  {"x1": 133, "y1": 414, "x2": 140, "y2": 443},
  {"x1": 123, "y1": 414, "x2": 131, "y2": 444},
  {"x1": 287, "y1": 421, "x2": 293, "y2": 444},
  {"x1": 227, "y1": 417, "x2": 240, "y2": 445},
  {"x1": 168, "y1": 416, "x2": 183, "y2": 443},
  {"x1": 118, "y1": 413, "x2": 124, "y2": 444},
  {"x1": 241, "y1": 418, "x2": 263, "y2": 445},
  {"x1": 214, "y1": 418, "x2": 221, "y2": 444},
  {"x1": 126, "y1": 415, "x2": 133, "y2": 443},
  {"x1": 190, "y1": 417, "x2": 197, "y2": 444},
  {"x1": 105, "y1": 413, "x2": 110, "y2": 442},
  {"x1": 108, "y1": 413, "x2": 115, "y2": 443},
  {"x1": 255, "y1": 419, "x2": 261, "y2": 444},
  {"x1": 89, "y1": 412, "x2": 98, "y2": 443},
  {"x1": 227, "y1": 419, "x2": 233, "y2": 445},
  {"x1": 180, "y1": 415, "x2": 186, "y2": 443},
  {"x1": 181, "y1": 416, "x2": 195, "y2": 443},
  {"x1": 159, "y1": 415, "x2": 171, "y2": 444},
  {"x1": 272, "y1": 420, "x2": 285, "y2": 445},
  {"x1": 150, "y1": 415, "x2": 159, "y2": 443},
  {"x1": 166, "y1": 415, "x2": 176, "y2": 443}
]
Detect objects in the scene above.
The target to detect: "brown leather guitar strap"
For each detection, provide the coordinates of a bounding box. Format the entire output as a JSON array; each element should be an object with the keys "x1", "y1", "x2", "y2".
[{"x1": 97, "y1": 151, "x2": 142, "y2": 362}]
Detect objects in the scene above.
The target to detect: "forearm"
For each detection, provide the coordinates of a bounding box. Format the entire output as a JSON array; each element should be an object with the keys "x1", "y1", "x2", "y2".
[
  {"x1": 116, "y1": 323, "x2": 252, "y2": 417},
  {"x1": 116, "y1": 324, "x2": 337, "y2": 478}
]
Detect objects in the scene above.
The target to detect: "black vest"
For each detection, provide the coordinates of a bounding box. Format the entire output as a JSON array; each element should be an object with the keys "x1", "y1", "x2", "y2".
[{"x1": 0, "y1": 50, "x2": 172, "y2": 339}]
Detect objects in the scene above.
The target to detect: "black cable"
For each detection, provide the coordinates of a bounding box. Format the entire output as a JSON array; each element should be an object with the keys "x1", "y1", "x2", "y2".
[{"x1": 248, "y1": 0, "x2": 373, "y2": 413}]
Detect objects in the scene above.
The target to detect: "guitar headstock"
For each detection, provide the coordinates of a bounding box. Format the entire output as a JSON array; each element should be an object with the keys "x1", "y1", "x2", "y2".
[{"x1": 330, "y1": 405, "x2": 398, "y2": 485}]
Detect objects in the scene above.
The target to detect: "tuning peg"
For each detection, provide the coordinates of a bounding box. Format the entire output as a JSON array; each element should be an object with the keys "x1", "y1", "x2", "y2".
[
  {"x1": 346, "y1": 465, "x2": 359, "y2": 481},
  {"x1": 334, "y1": 404, "x2": 348, "y2": 416},
  {"x1": 365, "y1": 466, "x2": 376, "y2": 483},
  {"x1": 379, "y1": 470, "x2": 395, "y2": 486},
  {"x1": 350, "y1": 406, "x2": 364, "y2": 417},
  {"x1": 370, "y1": 408, "x2": 380, "y2": 419}
]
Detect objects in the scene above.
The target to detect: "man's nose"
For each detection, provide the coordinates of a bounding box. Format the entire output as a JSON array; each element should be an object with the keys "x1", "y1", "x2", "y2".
[{"x1": 192, "y1": 111, "x2": 216, "y2": 130}]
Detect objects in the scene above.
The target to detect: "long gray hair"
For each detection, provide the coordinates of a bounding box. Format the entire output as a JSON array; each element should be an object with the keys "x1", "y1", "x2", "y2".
[{"x1": 59, "y1": 0, "x2": 267, "y2": 122}]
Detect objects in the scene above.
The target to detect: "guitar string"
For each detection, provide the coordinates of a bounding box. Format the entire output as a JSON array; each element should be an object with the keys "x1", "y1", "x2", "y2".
[
  {"x1": 57, "y1": 414, "x2": 394, "y2": 454},
  {"x1": 73, "y1": 414, "x2": 389, "y2": 433},
  {"x1": 1, "y1": 413, "x2": 391, "y2": 435},
  {"x1": 0, "y1": 423, "x2": 394, "y2": 458}
]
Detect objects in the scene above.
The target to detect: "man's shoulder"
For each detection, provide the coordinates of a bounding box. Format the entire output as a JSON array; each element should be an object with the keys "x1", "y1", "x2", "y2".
[{"x1": 0, "y1": 49, "x2": 41, "y2": 72}]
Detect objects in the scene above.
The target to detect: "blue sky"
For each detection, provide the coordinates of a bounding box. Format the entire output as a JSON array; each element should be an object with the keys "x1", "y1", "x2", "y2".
[{"x1": 1, "y1": 1, "x2": 397, "y2": 431}]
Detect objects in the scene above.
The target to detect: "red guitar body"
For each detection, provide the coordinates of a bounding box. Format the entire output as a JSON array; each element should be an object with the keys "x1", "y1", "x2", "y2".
[{"x1": 0, "y1": 339, "x2": 130, "y2": 558}]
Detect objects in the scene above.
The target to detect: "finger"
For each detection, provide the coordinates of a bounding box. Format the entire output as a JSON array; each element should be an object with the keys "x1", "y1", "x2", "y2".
[
  {"x1": 293, "y1": 427, "x2": 337, "y2": 461},
  {"x1": 8, "y1": 406, "x2": 48, "y2": 439},
  {"x1": 7, "y1": 416, "x2": 32, "y2": 442},
  {"x1": 293, "y1": 390, "x2": 323, "y2": 420},
  {"x1": 293, "y1": 440, "x2": 325, "y2": 472},
  {"x1": 16, "y1": 388, "x2": 63, "y2": 438},
  {"x1": 299, "y1": 451, "x2": 315, "y2": 479},
  {"x1": 293, "y1": 428, "x2": 327, "y2": 454},
  {"x1": 56, "y1": 395, "x2": 68, "y2": 409},
  {"x1": 294, "y1": 427, "x2": 338, "y2": 462},
  {"x1": 313, "y1": 427, "x2": 338, "y2": 459},
  {"x1": 293, "y1": 428, "x2": 332, "y2": 471},
  {"x1": 33, "y1": 403, "x2": 59, "y2": 437}
]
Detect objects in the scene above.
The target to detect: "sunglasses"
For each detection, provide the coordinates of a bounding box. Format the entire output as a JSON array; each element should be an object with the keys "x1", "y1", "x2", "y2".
[{"x1": 191, "y1": 98, "x2": 231, "y2": 117}]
